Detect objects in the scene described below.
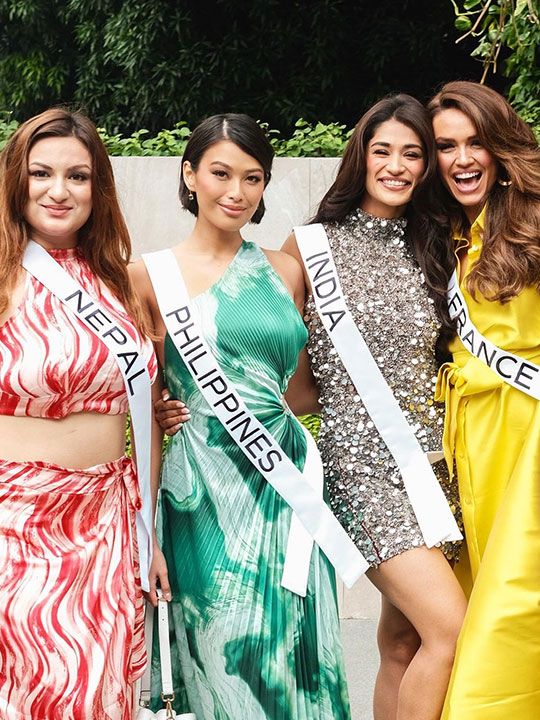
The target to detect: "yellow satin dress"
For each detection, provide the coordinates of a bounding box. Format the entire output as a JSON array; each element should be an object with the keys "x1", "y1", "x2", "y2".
[{"x1": 436, "y1": 209, "x2": 540, "y2": 719}]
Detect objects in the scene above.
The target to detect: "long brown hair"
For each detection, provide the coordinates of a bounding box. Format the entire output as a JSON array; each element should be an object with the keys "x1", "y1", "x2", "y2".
[
  {"x1": 0, "y1": 107, "x2": 146, "y2": 332},
  {"x1": 428, "y1": 81, "x2": 540, "y2": 304}
]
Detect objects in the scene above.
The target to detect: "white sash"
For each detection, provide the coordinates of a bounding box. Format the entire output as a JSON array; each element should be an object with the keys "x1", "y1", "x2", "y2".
[
  {"x1": 294, "y1": 224, "x2": 462, "y2": 546},
  {"x1": 22, "y1": 241, "x2": 154, "y2": 591},
  {"x1": 448, "y1": 271, "x2": 540, "y2": 400},
  {"x1": 142, "y1": 249, "x2": 369, "y2": 597}
]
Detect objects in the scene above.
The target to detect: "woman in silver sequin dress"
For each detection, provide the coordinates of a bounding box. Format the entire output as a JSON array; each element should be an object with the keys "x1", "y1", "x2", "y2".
[{"x1": 283, "y1": 95, "x2": 466, "y2": 720}]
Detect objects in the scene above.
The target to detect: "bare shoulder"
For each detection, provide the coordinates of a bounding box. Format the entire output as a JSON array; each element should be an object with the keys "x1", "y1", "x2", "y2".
[
  {"x1": 262, "y1": 248, "x2": 305, "y2": 308},
  {"x1": 128, "y1": 258, "x2": 154, "y2": 303},
  {"x1": 281, "y1": 231, "x2": 301, "y2": 261},
  {"x1": 263, "y1": 248, "x2": 303, "y2": 284}
]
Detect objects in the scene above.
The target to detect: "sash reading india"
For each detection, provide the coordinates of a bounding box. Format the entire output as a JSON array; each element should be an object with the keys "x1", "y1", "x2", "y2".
[
  {"x1": 143, "y1": 248, "x2": 369, "y2": 597},
  {"x1": 447, "y1": 270, "x2": 540, "y2": 400},
  {"x1": 294, "y1": 224, "x2": 462, "y2": 546},
  {"x1": 22, "y1": 240, "x2": 154, "y2": 592}
]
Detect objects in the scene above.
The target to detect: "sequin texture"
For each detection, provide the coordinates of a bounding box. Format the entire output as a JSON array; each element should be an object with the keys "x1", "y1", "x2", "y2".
[{"x1": 305, "y1": 209, "x2": 461, "y2": 565}]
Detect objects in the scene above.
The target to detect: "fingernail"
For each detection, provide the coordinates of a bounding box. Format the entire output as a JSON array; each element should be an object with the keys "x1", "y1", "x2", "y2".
[{"x1": 162, "y1": 393, "x2": 170, "y2": 401}]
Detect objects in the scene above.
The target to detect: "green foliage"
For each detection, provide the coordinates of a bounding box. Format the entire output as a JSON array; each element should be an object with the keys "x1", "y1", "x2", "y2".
[
  {"x1": 0, "y1": 1, "x2": 480, "y2": 135},
  {"x1": 0, "y1": 116, "x2": 352, "y2": 157},
  {"x1": 0, "y1": 113, "x2": 18, "y2": 150},
  {"x1": 97, "y1": 123, "x2": 192, "y2": 157},
  {"x1": 269, "y1": 120, "x2": 353, "y2": 157},
  {"x1": 452, "y1": 0, "x2": 540, "y2": 128},
  {"x1": 0, "y1": 2, "x2": 75, "y2": 119}
]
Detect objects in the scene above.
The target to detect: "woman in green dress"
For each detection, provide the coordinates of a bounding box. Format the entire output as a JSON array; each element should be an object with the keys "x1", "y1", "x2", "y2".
[{"x1": 131, "y1": 114, "x2": 351, "y2": 719}]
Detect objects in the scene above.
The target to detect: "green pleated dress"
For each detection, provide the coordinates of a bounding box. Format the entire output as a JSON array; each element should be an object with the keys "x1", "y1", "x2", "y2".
[{"x1": 151, "y1": 241, "x2": 351, "y2": 719}]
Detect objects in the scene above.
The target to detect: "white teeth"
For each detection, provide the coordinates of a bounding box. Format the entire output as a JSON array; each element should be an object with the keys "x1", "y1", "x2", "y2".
[
  {"x1": 382, "y1": 179, "x2": 407, "y2": 187},
  {"x1": 455, "y1": 172, "x2": 480, "y2": 180}
]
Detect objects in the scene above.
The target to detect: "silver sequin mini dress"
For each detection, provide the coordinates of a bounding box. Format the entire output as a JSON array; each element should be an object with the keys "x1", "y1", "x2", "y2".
[{"x1": 305, "y1": 209, "x2": 460, "y2": 566}]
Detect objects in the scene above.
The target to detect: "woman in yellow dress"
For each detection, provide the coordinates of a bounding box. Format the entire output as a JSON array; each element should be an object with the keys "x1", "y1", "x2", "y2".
[{"x1": 426, "y1": 80, "x2": 540, "y2": 719}]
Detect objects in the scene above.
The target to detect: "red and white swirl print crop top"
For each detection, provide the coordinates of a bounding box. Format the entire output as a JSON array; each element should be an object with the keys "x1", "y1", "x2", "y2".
[{"x1": 0, "y1": 247, "x2": 157, "y2": 418}]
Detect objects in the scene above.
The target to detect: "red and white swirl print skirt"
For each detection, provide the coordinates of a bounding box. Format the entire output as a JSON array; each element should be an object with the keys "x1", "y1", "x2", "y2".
[{"x1": 0, "y1": 455, "x2": 146, "y2": 720}]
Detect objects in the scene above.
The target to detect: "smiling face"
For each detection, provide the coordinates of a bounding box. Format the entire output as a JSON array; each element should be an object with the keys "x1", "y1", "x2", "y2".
[
  {"x1": 360, "y1": 118, "x2": 425, "y2": 219},
  {"x1": 432, "y1": 108, "x2": 497, "y2": 223},
  {"x1": 25, "y1": 136, "x2": 93, "y2": 249},
  {"x1": 183, "y1": 140, "x2": 265, "y2": 233}
]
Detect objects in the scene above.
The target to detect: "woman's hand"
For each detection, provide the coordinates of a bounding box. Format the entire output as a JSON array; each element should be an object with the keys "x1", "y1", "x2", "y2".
[
  {"x1": 145, "y1": 540, "x2": 172, "y2": 607},
  {"x1": 154, "y1": 388, "x2": 191, "y2": 436}
]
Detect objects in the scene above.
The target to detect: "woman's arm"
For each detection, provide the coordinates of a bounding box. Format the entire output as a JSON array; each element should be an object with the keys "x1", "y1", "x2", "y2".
[
  {"x1": 263, "y1": 247, "x2": 321, "y2": 415},
  {"x1": 285, "y1": 347, "x2": 321, "y2": 416}
]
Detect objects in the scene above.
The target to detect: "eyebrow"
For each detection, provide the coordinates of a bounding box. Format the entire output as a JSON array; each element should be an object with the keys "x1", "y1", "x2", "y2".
[
  {"x1": 370, "y1": 141, "x2": 423, "y2": 150},
  {"x1": 209, "y1": 160, "x2": 263, "y2": 173},
  {"x1": 434, "y1": 135, "x2": 478, "y2": 142},
  {"x1": 28, "y1": 161, "x2": 92, "y2": 172}
]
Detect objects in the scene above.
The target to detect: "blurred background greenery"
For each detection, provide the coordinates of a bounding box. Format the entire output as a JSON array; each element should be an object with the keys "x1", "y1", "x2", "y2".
[{"x1": 1, "y1": 1, "x2": 537, "y2": 148}]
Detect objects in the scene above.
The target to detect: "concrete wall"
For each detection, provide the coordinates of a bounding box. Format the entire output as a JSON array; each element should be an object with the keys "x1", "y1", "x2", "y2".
[{"x1": 111, "y1": 156, "x2": 381, "y2": 621}]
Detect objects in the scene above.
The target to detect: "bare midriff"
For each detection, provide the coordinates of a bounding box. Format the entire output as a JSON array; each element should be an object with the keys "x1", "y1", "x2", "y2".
[{"x1": 0, "y1": 412, "x2": 127, "y2": 468}]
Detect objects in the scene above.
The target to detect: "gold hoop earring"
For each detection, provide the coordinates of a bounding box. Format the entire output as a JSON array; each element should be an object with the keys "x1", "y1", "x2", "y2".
[{"x1": 498, "y1": 178, "x2": 512, "y2": 187}]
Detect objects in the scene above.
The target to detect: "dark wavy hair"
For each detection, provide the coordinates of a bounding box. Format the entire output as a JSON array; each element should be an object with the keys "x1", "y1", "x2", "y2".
[
  {"x1": 179, "y1": 113, "x2": 274, "y2": 224},
  {"x1": 0, "y1": 107, "x2": 146, "y2": 332},
  {"x1": 312, "y1": 93, "x2": 438, "y2": 225}
]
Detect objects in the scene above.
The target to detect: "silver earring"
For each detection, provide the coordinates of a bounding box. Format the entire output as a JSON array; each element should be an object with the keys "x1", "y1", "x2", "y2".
[
  {"x1": 188, "y1": 191, "x2": 194, "y2": 201},
  {"x1": 498, "y1": 178, "x2": 512, "y2": 187}
]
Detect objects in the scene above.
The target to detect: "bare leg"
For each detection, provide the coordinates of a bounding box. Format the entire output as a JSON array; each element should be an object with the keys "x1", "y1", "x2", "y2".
[
  {"x1": 367, "y1": 546, "x2": 467, "y2": 720},
  {"x1": 373, "y1": 597, "x2": 420, "y2": 720}
]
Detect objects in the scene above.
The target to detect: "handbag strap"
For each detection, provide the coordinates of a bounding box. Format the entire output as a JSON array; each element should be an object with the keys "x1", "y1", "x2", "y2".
[
  {"x1": 157, "y1": 592, "x2": 174, "y2": 699},
  {"x1": 138, "y1": 591, "x2": 175, "y2": 711}
]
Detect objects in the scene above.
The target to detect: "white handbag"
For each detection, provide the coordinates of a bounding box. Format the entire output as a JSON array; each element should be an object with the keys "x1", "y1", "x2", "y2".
[{"x1": 136, "y1": 592, "x2": 196, "y2": 720}]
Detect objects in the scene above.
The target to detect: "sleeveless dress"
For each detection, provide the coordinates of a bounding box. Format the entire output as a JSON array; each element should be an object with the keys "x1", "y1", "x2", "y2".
[
  {"x1": 436, "y1": 210, "x2": 540, "y2": 719},
  {"x1": 304, "y1": 209, "x2": 460, "y2": 566},
  {"x1": 152, "y1": 241, "x2": 350, "y2": 719},
  {"x1": 0, "y1": 247, "x2": 156, "y2": 720}
]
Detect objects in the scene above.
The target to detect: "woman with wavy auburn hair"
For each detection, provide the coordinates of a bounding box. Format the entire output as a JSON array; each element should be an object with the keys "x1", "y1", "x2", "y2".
[
  {"x1": 425, "y1": 80, "x2": 540, "y2": 719},
  {"x1": 0, "y1": 108, "x2": 164, "y2": 719}
]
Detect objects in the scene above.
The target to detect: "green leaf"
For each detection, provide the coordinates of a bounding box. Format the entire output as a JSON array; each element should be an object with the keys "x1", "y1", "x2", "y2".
[{"x1": 455, "y1": 15, "x2": 473, "y2": 31}]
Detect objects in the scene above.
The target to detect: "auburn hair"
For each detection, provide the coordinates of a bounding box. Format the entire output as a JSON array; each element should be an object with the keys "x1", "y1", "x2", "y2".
[
  {"x1": 428, "y1": 81, "x2": 540, "y2": 306},
  {"x1": 0, "y1": 107, "x2": 147, "y2": 332}
]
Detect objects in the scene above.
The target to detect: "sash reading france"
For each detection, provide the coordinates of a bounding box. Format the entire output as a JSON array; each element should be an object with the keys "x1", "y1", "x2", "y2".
[{"x1": 447, "y1": 271, "x2": 540, "y2": 399}]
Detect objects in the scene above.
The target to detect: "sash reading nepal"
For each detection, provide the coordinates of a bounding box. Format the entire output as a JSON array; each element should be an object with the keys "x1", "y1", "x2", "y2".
[
  {"x1": 142, "y1": 249, "x2": 370, "y2": 597},
  {"x1": 22, "y1": 240, "x2": 154, "y2": 591},
  {"x1": 448, "y1": 270, "x2": 540, "y2": 400},
  {"x1": 294, "y1": 224, "x2": 462, "y2": 547}
]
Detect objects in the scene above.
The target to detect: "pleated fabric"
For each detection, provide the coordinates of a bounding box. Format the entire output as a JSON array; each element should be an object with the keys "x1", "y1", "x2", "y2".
[
  {"x1": 0, "y1": 455, "x2": 146, "y2": 719},
  {"x1": 436, "y1": 212, "x2": 540, "y2": 719},
  {"x1": 152, "y1": 241, "x2": 351, "y2": 719}
]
